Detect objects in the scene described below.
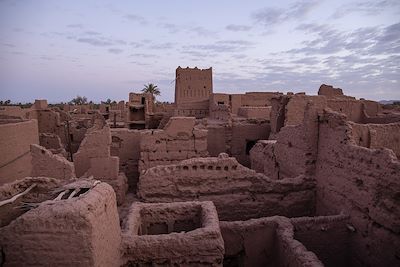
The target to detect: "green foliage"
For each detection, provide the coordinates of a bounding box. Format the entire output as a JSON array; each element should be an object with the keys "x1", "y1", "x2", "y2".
[
  {"x1": 0, "y1": 100, "x2": 11, "y2": 105},
  {"x1": 69, "y1": 95, "x2": 88, "y2": 105},
  {"x1": 141, "y1": 83, "x2": 161, "y2": 98}
]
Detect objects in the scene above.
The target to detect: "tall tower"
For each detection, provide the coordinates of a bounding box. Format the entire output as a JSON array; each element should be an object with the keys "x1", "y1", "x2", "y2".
[{"x1": 174, "y1": 66, "x2": 213, "y2": 104}]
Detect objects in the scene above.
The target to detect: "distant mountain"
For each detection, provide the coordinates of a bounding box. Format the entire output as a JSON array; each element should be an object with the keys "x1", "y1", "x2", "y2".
[{"x1": 379, "y1": 100, "x2": 400, "y2": 105}]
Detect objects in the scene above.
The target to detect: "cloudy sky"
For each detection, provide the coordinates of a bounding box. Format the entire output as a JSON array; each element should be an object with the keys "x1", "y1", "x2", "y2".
[{"x1": 0, "y1": 0, "x2": 399, "y2": 103}]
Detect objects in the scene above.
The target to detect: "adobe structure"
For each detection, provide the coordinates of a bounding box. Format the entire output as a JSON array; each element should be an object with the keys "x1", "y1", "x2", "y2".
[{"x1": 0, "y1": 67, "x2": 400, "y2": 266}]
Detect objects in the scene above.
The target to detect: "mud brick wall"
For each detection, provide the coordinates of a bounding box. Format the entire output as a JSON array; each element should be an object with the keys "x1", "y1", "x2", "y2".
[
  {"x1": 0, "y1": 183, "x2": 121, "y2": 266},
  {"x1": 31, "y1": 144, "x2": 75, "y2": 180},
  {"x1": 139, "y1": 117, "x2": 208, "y2": 173},
  {"x1": 291, "y1": 215, "x2": 351, "y2": 267},
  {"x1": 138, "y1": 155, "x2": 315, "y2": 221},
  {"x1": 220, "y1": 216, "x2": 324, "y2": 267},
  {"x1": 350, "y1": 122, "x2": 400, "y2": 158},
  {"x1": 0, "y1": 120, "x2": 39, "y2": 185},
  {"x1": 315, "y1": 111, "x2": 400, "y2": 267}
]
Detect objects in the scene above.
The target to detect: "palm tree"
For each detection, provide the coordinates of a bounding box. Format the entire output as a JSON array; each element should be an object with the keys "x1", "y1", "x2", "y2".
[{"x1": 142, "y1": 83, "x2": 160, "y2": 100}]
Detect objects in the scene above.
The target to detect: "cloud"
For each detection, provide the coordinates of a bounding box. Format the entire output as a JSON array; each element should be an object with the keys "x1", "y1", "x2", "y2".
[
  {"x1": 159, "y1": 23, "x2": 180, "y2": 34},
  {"x1": 226, "y1": 24, "x2": 252, "y2": 31},
  {"x1": 128, "y1": 61, "x2": 150, "y2": 66},
  {"x1": 231, "y1": 54, "x2": 248, "y2": 59},
  {"x1": 331, "y1": 0, "x2": 400, "y2": 19},
  {"x1": 84, "y1": 31, "x2": 100, "y2": 36},
  {"x1": 288, "y1": 22, "x2": 400, "y2": 57},
  {"x1": 108, "y1": 48, "x2": 124, "y2": 54},
  {"x1": 0, "y1": 42, "x2": 15, "y2": 48},
  {"x1": 181, "y1": 50, "x2": 211, "y2": 58},
  {"x1": 287, "y1": 0, "x2": 320, "y2": 18},
  {"x1": 370, "y1": 22, "x2": 400, "y2": 54},
  {"x1": 70, "y1": 30, "x2": 127, "y2": 48},
  {"x1": 252, "y1": 0, "x2": 319, "y2": 26},
  {"x1": 149, "y1": 42, "x2": 175, "y2": 49},
  {"x1": 189, "y1": 26, "x2": 218, "y2": 37},
  {"x1": 290, "y1": 57, "x2": 319, "y2": 65},
  {"x1": 183, "y1": 40, "x2": 255, "y2": 55},
  {"x1": 130, "y1": 53, "x2": 156, "y2": 58},
  {"x1": 241, "y1": 22, "x2": 400, "y2": 100},
  {"x1": 130, "y1": 42, "x2": 144, "y2": 48},
  {"x1": 252, "y1": 7, "x2": 284, "y2": 26},
  {"x1": 40, "y1": 55, "x2": 54, "y2": 61},
  {"x1": 77, "y1": 37, "x2": 114, "y2": 47},
  {"x1": 125, "y1": 14, "x2": 147, "y2": 25}
]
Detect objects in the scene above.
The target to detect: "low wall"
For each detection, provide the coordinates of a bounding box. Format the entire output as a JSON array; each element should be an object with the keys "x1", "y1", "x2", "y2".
[
  {"x1": 0, "y1": 182, "x2": 121, "y2": 266},
  {"x1": 121, "y1": 201, "x2": 224, "y2": 266},
  {"x1": 220, "y1": 216, "x2": 324, "y2": 267},
  {"x1": 350, "y1": 122, "x2": 400, "y2": 158},
  {"x1": 138, "y1": 154, "x2": 315, "y2": 221}
]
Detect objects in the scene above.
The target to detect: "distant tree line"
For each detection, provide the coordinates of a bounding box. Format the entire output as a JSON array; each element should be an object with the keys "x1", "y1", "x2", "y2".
[
  {"x1": 2, "y1": 83, "x2": 163, "y2": 107},
  {"x1": 0, "y1": 100, "x2": 32, "y2": 108}
]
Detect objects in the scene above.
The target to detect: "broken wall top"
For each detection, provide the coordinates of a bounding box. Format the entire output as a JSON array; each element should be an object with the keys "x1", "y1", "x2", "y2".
[
  {"x1": 163, "y1": 116, "x2": 196, "y2": 137},
  {"x1": 318, "y1": 84, "x2": 344, "y2": 97}
]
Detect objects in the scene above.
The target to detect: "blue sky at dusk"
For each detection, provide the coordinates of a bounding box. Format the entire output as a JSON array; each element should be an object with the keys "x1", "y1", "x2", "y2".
[{"x1": 0, "y1": 0, "x2": 399, "y2": 103}]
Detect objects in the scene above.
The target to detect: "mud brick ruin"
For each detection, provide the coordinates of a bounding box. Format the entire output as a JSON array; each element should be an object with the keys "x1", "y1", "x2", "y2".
[{"x1": 0, "y1": 67, "x2": 399, "y2": 266}]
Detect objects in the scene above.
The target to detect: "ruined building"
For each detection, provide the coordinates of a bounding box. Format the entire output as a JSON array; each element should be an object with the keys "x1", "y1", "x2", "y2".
[
  {"x1": 175, "y1": 66, "x2": 213, "y2": 118},
  {"x1": 0, "y1": 67, "x2": 400, "y2": 266}
]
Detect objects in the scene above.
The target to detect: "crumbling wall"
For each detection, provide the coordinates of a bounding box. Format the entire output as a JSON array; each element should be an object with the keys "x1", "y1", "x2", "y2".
[
  {"x1": 0, "y1": 182, "x2": 121, "y2": 266},
  {"x1": 291, "y1": 215, "x2": 351, "y2": 267},
  {"x1": 315, "y1": 110, "x2": 400, "y2": 267},
  {"x1": 0, "y1": 106, "x2": 28, "y2": 118},
  {"x1": 111, "y1": 128, "x2": 142, "y2": 189},
  {"x1": 285, "y1": 95, "x2": 326, "y2": 126},
  {"x1": 231, "y1": 119, "x2": 270, "y2": 167},
  {"x1": 0, "y1": 120, "x2": 39, "y2": 185},
  {"x1": 326, "y1": 99, "x2": 364, "y2": 122},
  {"x1": 350, "y1": 122, "x2": 400, "y2": 158},
  {"x1": 74, "y1": 125, "x2": 111, "y2": 177},
  {"x1": 317, "y1": 84, "x2": 344, "y2": 97},
  {"x1": 139, "y1": 117, "x2": 208, "y2": 173},
  {"x1": 0, "y1": 177, "x2": 61, "y2": 227},
  {"x1": 121, "y1": 201, "x2": 224, "y2": 266},
  {"x1": 27, "y1": 108, "x2": 62, "y2": 134},
  {"x1": 252, "y1": 96, "x2": 325, "y2": 179},
  {"x1": 238, "y1": 106, "x2": 271, "y2": 120},
  {"x1": 250, "y1": 140, "x2": 279, "y2": 179},
  {"x1": 362, "y1": 99, "x2": 381, "y2": 117},
  {"x1": 66, "y1": 119, "x2": 92, "y2": 153},
  {"x1": 31, "y1": 144, "x2": 76, "y2": 180},
  {"x1": 39, "y1": 133, "x2": 67, "y2": 156},
  {"x1": 240, "y1": 92, "x2": 280, "y2": 107},
  {"x1": 207, "y1": 119, "x2": 270, "y2": 167},
  {"x1": 209, "y1": 102, "x2": 231, "y2": 121},
  {"x1": 220, "y1": 216, "x2": 324, "y2": 267},
  {"x1": 220, "y1": 218, "x2": 279, "y2": 266},
  {"x1": 138, "y1": 154, "x2": 315, "y2": 221},
  {"x1": 270, "y1": 95, "x2": 290, "y2": 134},
  {"x1": 74, "y1": 125, "x2": 128, "y2": 204}
]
